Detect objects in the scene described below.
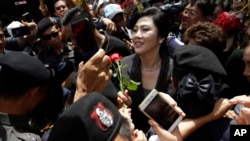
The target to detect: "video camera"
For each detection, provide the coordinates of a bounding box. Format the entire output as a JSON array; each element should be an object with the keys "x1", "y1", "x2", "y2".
[
  {"x1": 159, "y1": 1, "x2": 186, "y2": 33},
  {"x1": 159, "y1": 0, "x2": 185, "y2": 13}
]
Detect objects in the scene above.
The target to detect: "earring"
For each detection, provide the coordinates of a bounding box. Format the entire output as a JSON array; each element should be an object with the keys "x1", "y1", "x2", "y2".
[{"x1": 159, "y1": 38, "x2": 165, "y2": 44}]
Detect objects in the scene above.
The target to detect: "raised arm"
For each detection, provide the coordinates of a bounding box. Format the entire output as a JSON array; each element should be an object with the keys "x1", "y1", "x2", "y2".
[
  {"x1": 177, "y1": 98, "x2": 233, "y2": 139},
  {"x1": 74, "y1": 49, "x2": 112, "y2": 102},
  {"x1": 39, "y1": 0, "x2": 50, "y2": 17}
]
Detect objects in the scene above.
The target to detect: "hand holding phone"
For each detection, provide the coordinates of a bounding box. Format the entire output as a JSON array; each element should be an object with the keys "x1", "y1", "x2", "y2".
[
  {"x1": 71, "y1": 18, "x2": 98, "y2": 62},
  {"x1": 11, "y1": 26, "x2": 31, "y2": 37},
  {"x1": 139, "y1": 89, "x2": 184, "y2": 132}
]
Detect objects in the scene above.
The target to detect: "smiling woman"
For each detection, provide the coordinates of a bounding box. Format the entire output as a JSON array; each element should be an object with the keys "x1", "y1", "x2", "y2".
[{"x1": 116, "y1": 7, "x2": 173, "y2": 133}]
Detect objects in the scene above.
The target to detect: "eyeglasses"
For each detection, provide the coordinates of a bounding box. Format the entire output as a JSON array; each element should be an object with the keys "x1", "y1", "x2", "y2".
[
  {"x1": 41, "y1": 31, "x2": 59, "y2": 40},
  {"x1": 183, "y1": 8, "x2": 198, "y2": 17}
]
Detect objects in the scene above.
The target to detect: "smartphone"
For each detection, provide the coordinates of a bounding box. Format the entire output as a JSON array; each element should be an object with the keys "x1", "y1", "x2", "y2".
[
  {"x1": 139, "y1": 89, "x2": 183, "y2": 132},
  {"x1": 11, "y1": 26, "x2": 30, "y2": 37},
  {"x1": 71, "y1": 18, "x2": 98, "y2": 62}
]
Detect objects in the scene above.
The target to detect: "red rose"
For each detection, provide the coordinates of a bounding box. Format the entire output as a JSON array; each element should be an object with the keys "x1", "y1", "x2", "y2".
[
  {"x1": 109, "y1": 52, "x2": 123, "y2": 63},
  {"x1": 213, "y1": 12, "x2": 243, "y2": 35},
  {"x1": 109, "y1": 52, "x2": 140, "y2": 95}
]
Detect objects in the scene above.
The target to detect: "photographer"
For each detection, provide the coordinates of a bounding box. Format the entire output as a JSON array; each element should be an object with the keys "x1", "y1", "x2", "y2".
[
  {"x1": 103, "y1": 3, "x2": 132, "y2": 43},
  {"x1": 5, "y1": 20, "x2": 38, "y2": 53},
  {"x1": 0, "y1": 20, "x2": 35, "y2": 56}
]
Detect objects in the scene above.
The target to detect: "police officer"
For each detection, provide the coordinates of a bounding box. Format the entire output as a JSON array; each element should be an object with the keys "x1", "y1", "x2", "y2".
[{"x1": 0, "y1": 51, "x2": 51, "y2": 141}]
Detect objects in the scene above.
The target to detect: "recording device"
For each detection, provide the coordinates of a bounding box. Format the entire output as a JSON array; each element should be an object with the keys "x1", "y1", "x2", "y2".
[
  {"x1": 11, "y1": 26, "x2": 31, "y2": 37},
  {"x1": 167, "y1": 34, "x2": 184, "y2": 57},
  {"x1": 159, "y1": 1, "x2": 185, "y2": 33},
  {"x1": 159, "y1": 1, "x2": 185, "y2": 13},
  {"x1": 120, "y1": 29, "x2": 131, "y2": 41},
  {"x1": 139, "y1": 89, "x2": 183, "y2": 132},
  {"x1": 71, "y1": 18, "x2": 98, "y2": 62}
]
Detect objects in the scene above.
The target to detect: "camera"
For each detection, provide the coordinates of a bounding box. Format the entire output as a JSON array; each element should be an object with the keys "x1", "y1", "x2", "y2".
[
  {"x1": 11, "y1": 26, "x2": 31, "y2": 37},
  {"x1": 159, "y1": 1, "x2": 186, "y2": 33},
  {"x1": 159, "y1": 1, "x2": 185, "y2": 13},
  {"x1": 7, "y1": 21, "x2": 31, "y2": 37}
]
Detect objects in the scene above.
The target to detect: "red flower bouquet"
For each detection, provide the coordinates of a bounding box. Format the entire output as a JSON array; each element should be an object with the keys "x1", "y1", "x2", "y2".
[
  {"x1": 109, "y1": 52, "x2": 140, "y2": 93},
  {"x1": 213, "y1": 12, "x2": 243, "y2": 35}
]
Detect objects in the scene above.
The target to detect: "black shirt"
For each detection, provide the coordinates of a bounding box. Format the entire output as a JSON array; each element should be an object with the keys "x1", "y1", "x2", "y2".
[{"x1": 37, "y1": 44, "x2": 75, "y2": 85}]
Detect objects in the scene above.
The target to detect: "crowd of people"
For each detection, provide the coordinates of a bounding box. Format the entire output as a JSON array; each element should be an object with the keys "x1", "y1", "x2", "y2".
[{"x1": 1, "y1": 0, "x2": 250, "y2": 141}]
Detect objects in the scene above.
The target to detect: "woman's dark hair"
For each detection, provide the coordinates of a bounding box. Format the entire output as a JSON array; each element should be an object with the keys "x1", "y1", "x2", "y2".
[
  {"x1": 130, "y1": 6, "x2": 170, "y2": 38},
  {"x1": 130, "y1": 7, "x2": 171, "y2": 54}
]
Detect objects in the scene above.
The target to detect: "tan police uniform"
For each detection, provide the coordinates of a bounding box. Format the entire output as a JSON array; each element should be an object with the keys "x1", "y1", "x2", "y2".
[{"x1": 0, "y1": 112, "x2": 41, "y2": 141}]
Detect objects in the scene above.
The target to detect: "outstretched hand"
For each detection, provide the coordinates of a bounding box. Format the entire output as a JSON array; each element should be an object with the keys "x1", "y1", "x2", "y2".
[
  {"x1": 102, "y1": 18, "x2": 117, "y2": 34},
  {"x1": 147, "y1": 92, "x2": 185, "y2": 141},
  {"x1": 117, "y1": 90, "x2": 132, "y2": 108},
  {"x1": 148, "y1": 120, "x2": 182, "y2": 141},
  {"x1": 132, "y1": 129, "x2": 147, "y2": 141},
  {"x1": 74, "y1": 49, "x2": 112, "y2": 102},
  {"x1": 229, "y1": 95, "x2": 250, "y2": 124}
]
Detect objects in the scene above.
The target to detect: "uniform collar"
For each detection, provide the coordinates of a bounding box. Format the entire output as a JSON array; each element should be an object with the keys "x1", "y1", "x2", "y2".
[{"x1": 0, "y1": 112, "x2": 41, "y2": 134}]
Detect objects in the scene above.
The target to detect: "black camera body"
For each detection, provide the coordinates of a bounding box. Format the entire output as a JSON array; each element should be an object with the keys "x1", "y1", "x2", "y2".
[
  {"x1": 11, "y1": 26, "x2": 31, "y2": 37},
  {"x1": 159, "y1": 1, "x2": 185, "y2": 13},
  {"x1": 159, "y1": 1, "x2": 185, "y2": 33}
]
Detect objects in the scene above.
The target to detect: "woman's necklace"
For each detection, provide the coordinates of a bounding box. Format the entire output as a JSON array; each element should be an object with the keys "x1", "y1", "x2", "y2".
[{"x1": 141, "y1": 60, "x2": 161, "y2": 71}]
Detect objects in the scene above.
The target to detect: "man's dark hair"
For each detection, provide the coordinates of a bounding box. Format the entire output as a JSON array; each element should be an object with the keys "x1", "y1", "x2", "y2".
[
  {"x1": 188, "y1": 0, "x2": 214, "y2": 17},
  {"x1": 61, "y1": 6, "x2": 95, "y2": 29}
]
